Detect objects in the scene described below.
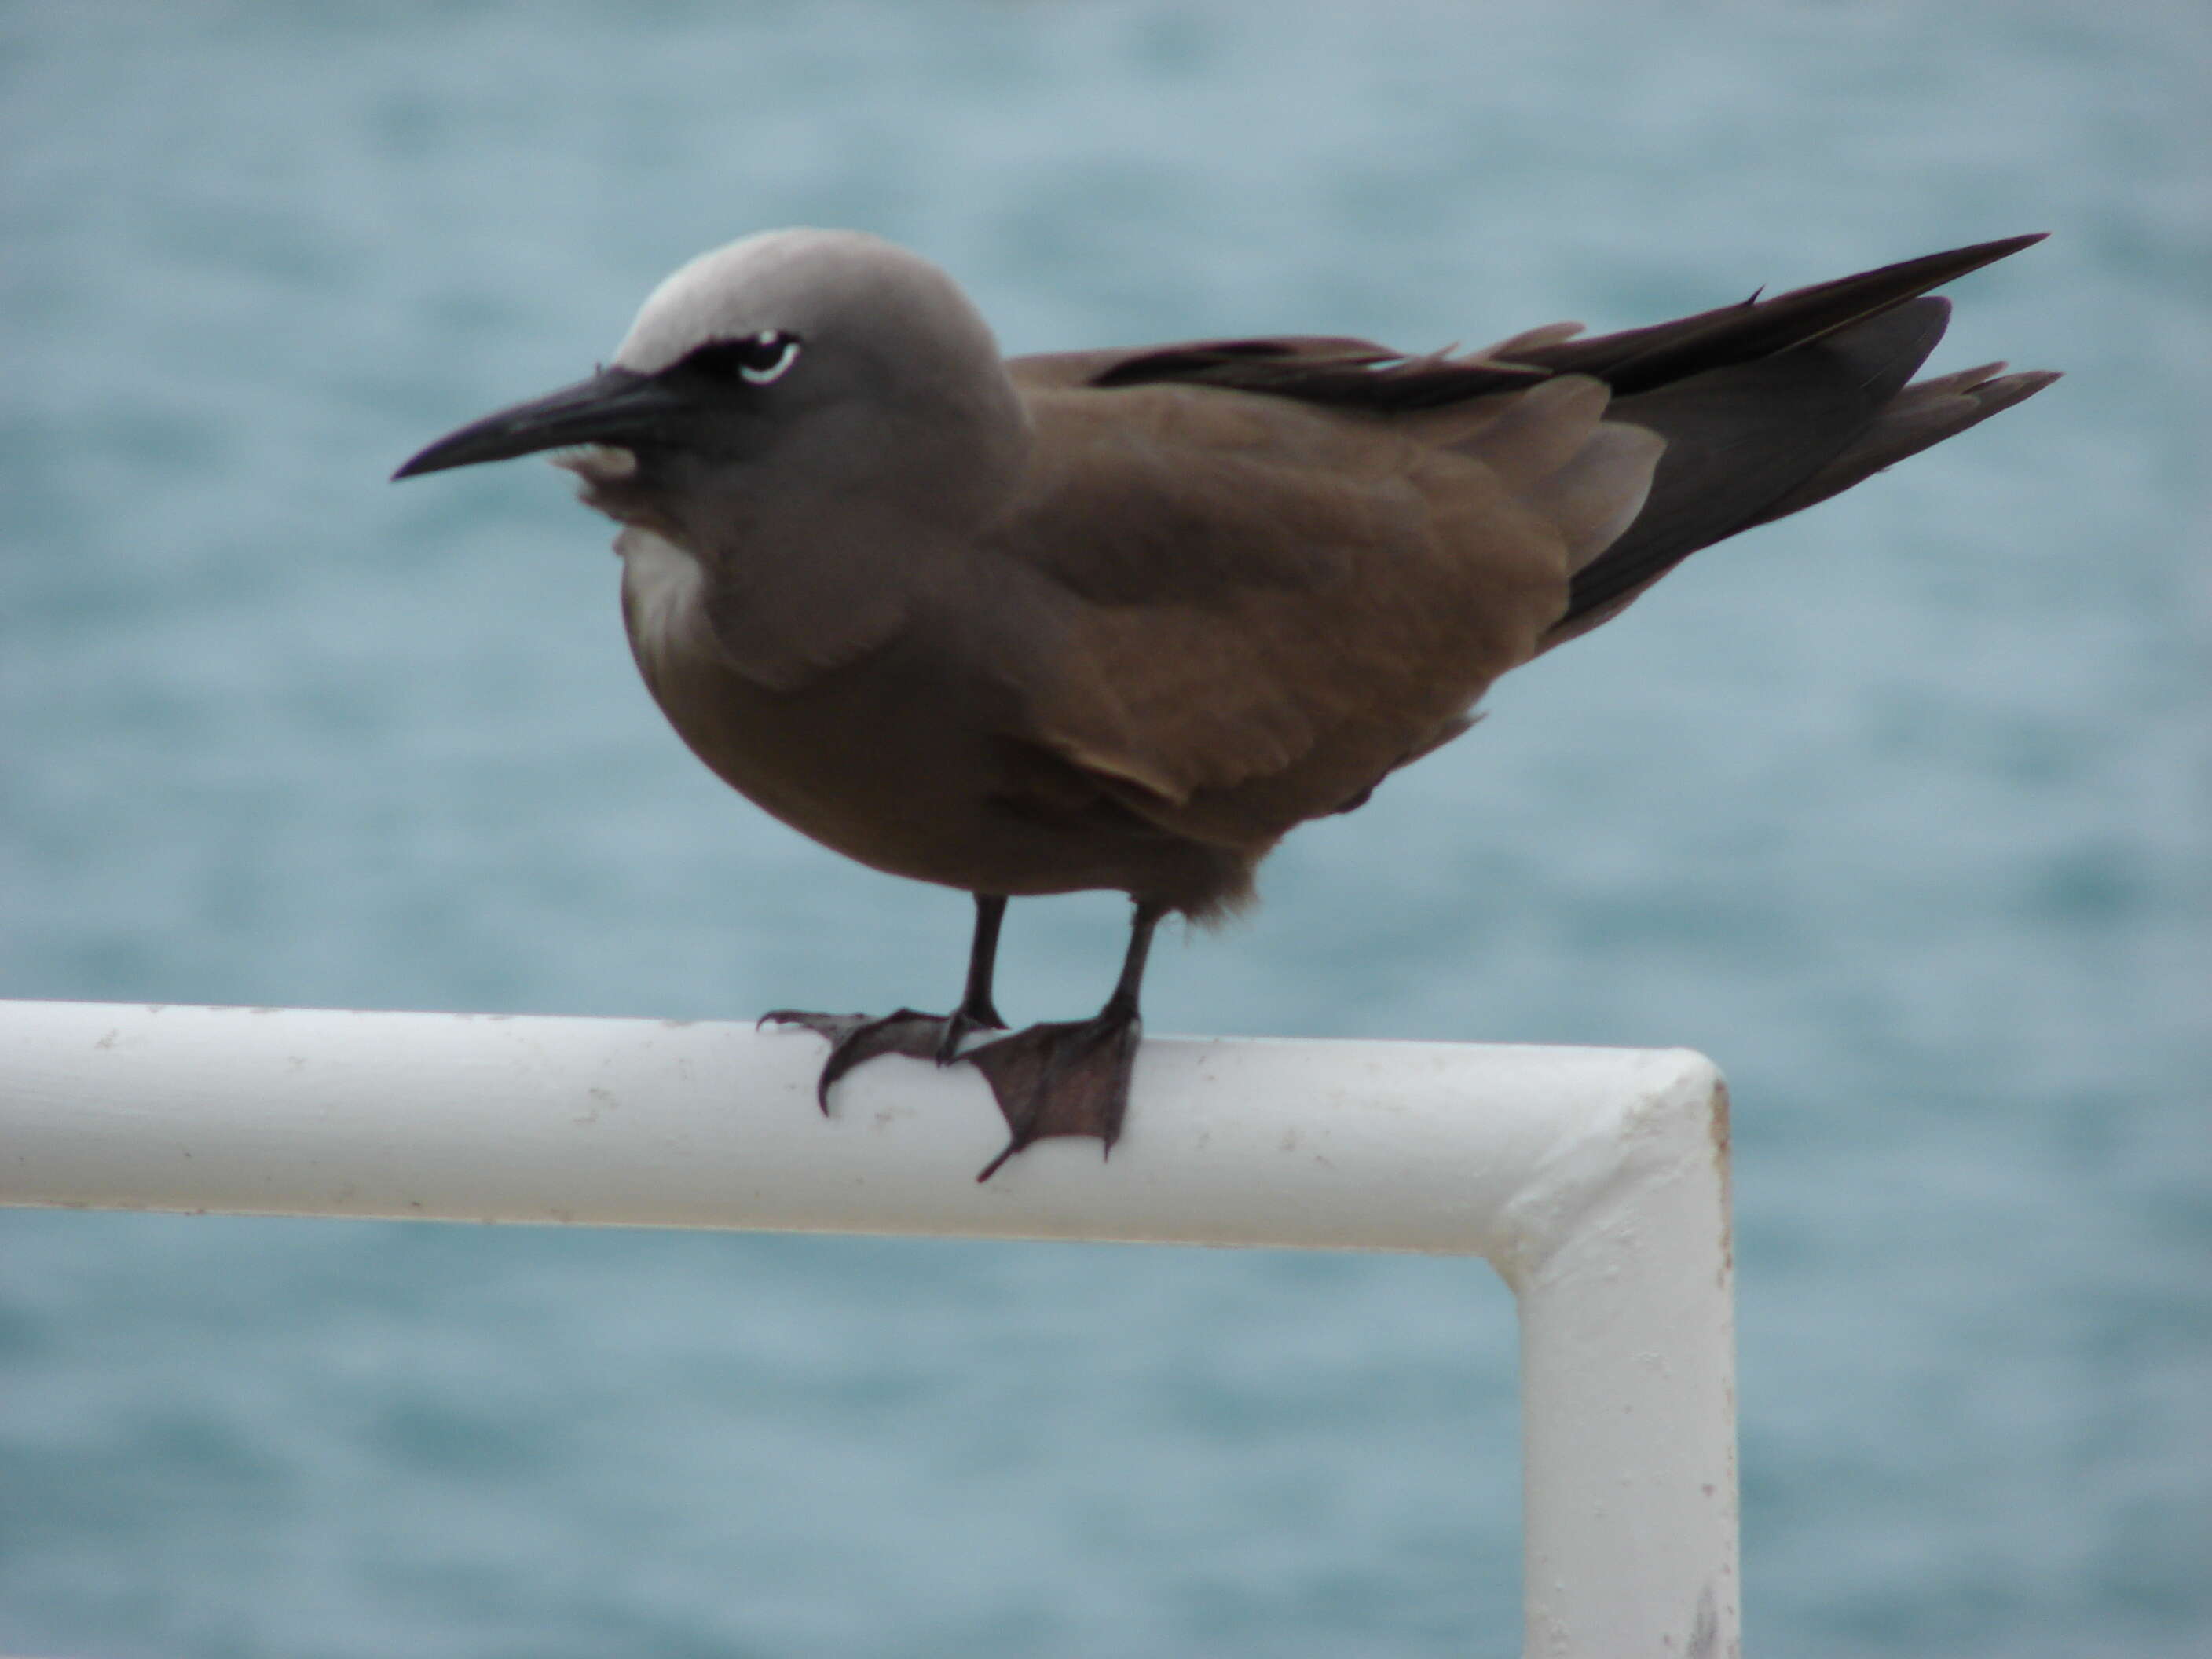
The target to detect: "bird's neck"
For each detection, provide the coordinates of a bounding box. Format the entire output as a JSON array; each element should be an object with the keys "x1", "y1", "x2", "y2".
[
  {"x1": 607, "y1": 375, "x2": 1033, "y2": 695},
  {"x1": 613, "y1": 500, "x2": 937, "y2": 697}
]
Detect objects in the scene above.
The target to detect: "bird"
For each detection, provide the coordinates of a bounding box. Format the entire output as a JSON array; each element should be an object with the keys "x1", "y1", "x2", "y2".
[{"x1": 395, "y1": 228, "x2": 2056, "y2": 1180}]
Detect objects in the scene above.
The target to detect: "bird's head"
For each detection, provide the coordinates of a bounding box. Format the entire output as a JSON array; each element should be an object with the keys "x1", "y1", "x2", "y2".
[{"x1": 394, "y1": 229, "x2": 1027, "y2": 533}]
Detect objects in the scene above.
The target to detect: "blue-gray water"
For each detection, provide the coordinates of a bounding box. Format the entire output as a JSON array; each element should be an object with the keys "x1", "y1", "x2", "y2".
[{"x1": 2, "y1": 3, "x2": 2206, "y2": 1655}]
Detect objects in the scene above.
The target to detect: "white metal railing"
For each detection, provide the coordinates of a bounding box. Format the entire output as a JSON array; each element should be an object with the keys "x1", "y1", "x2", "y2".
[{"x1": 0, "y1": 998, "x2": 1739, "y2": 1657}]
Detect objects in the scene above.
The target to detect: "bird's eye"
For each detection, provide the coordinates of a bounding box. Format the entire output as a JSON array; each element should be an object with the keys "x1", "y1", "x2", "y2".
[{"x1": 684, "y1": 330, "x2": 804, "y2": 386}]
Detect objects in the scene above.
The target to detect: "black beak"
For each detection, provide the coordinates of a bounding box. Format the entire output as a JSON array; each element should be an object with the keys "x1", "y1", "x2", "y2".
[{"x1": 392, "y1": 367, "x2": 690, "y2": 480}]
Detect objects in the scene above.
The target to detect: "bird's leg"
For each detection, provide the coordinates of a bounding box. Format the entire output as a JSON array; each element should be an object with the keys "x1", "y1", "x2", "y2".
[
  {"x1": 967, "y1": 899, "x2": 1166, "y2": 1182},
  {"x1": 936, "y1": 892, "x2": 1009, "y2": 1061},
  {"x1": 761, "y1": 895, "x2": 1009, "y2": 1111}
]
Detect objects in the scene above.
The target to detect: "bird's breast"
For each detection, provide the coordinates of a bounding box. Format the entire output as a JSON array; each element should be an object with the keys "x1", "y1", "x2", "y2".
[
  {"x1": 613, "y1": 527, "x2": 997, "y2": 870},
  {"x1": 610, "y1": 528, "x2": 1216, "y2": 901},
  {"x1": 617, "y1": 527, "x2": 899, "y2": 855}
]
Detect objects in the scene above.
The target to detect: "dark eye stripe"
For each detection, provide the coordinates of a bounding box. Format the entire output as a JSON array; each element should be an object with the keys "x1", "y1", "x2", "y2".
[{"x1": 681, "y1": 330, "x2": 804, "y2": 385}]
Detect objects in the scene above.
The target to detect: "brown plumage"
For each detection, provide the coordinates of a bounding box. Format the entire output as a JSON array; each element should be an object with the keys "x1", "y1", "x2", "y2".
[{"x1": 395, "y1": 230, "x2": 2056, "y2": 1177}]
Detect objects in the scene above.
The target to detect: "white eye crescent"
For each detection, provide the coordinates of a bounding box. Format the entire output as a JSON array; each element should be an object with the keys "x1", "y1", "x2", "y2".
[{"x1": 740, "y1": 330, "x2": 801, "y2": 385}]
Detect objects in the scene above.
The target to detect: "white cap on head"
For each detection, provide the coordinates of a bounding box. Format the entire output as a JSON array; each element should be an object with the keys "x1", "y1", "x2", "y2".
[{"x1": 611, "y1": 228, "x2": 1003, "y2": 382}]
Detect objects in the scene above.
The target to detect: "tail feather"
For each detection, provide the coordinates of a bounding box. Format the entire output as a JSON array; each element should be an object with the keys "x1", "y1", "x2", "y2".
[
  {"x1": 1544, "y1": 298, "x2": 1954, "y2": 646},
  {"x1": 1536, "y1": 236, "x2": 2056, "y2": 650},
  {"x1": 1738, "y1": 364, "x2": 2060, "y2": 530}
]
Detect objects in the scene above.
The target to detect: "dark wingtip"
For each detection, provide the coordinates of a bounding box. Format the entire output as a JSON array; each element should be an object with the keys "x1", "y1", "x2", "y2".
[
  {"x1": 1970, "y1": 368, "x2": 2064, "y2": 419},
  {"x1": 1938, "y1": 231, "x2": 2049, "y2": 273}
]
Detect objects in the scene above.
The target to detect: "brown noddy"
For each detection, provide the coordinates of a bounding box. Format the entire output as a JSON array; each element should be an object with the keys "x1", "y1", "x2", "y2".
[{"x1": 395, "y1": 228, "x2": 2056, "y2": 1179}]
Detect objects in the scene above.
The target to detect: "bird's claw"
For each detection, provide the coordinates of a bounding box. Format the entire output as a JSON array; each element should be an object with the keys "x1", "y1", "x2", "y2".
[{"x1": 760, "y1": 1006, "x2": 1005, "y2": 1111}]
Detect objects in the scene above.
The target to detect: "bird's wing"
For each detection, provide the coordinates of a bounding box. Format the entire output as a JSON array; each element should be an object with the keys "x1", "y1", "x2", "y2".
[
  {"x1": 979, "y1": 375, "x2": 1660, "y2": 850},
  {"x1": 1010, "y1": 334, "x2": 1545, "y2": 407},
  {"x1": 1016, "y1": 236, "x2": 2053, "y2": 653},
  {"x1": 984, "y1": 236, "x2": 2052, "y2": 845}
]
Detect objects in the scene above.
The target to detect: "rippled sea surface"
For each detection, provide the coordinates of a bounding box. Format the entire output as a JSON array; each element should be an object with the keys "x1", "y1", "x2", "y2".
[{"x1": 3, "y1": 4, "x2": 2206, "y2": 1655}]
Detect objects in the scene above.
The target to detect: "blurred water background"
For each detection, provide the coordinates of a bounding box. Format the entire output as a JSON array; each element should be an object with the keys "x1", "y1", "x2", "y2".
[{"x1": 2, "y1": 2, "x2": 2206, "y2": 1655}]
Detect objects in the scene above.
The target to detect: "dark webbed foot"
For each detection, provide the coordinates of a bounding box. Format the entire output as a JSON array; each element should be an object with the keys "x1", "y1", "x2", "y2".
[
  {"x1": 760, "y1": 1005, "x2": 1005, "y2": 1111},
  {"x1": 767, "y1": 895, "x2": 1163, "y2": 1183},
  {"x1": 965, "y1": 899, "x2": 1163, "y2": 1181},
  {"x1": 965, "y1": 1005, "x2": 1144, "y2": 1181}
]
